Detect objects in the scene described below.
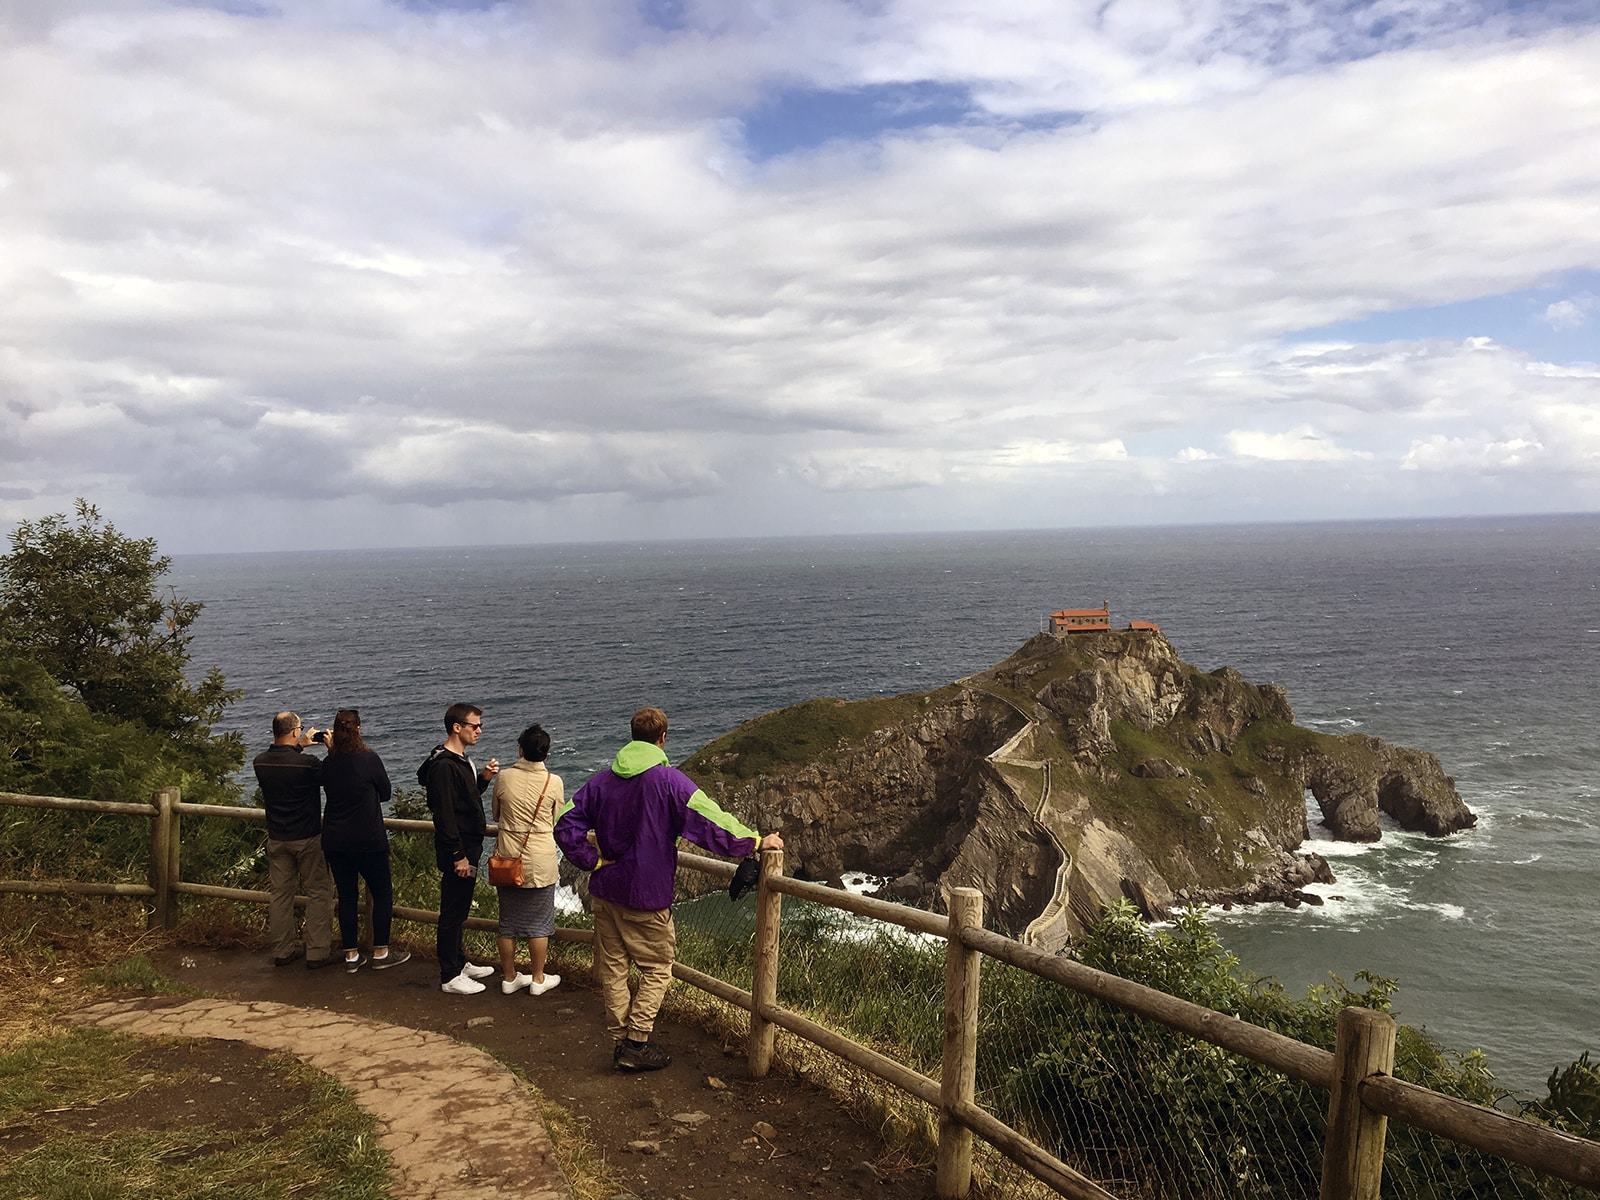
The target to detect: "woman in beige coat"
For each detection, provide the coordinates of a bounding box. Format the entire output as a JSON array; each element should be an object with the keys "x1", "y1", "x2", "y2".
[{"x1": 491, "y1": 723, "x2": 563, "y2": 995}]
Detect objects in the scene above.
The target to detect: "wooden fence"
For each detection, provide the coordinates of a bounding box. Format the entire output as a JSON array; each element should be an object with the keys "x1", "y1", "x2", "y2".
[{"x1": 3, "y1": 787, "x2": 1598, "y2": 1200}]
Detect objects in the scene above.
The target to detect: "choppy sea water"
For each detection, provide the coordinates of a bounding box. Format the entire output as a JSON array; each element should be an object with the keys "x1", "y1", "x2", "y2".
[{"x1": 172, "y1": 514, "x2": 1600, "y2": 1096}]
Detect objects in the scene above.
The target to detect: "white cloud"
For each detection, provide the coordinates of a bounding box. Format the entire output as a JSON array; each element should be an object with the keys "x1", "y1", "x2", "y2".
[
  {"x1": 1542, "y1": 295, "x2": 1596, "y2": 330},
  {"x1": 1401, "y1": 435, "x2": 1541, "y2": 471},
  {"x1": 984, "y1": 439, "x2": 1129, "y2": 468},
  {"x1": 1226, "y1": 426, "x2": 1371, "y2": 462},
  {"x1": 1, "y1": 3, "x2": 1599, "y2": 547}
]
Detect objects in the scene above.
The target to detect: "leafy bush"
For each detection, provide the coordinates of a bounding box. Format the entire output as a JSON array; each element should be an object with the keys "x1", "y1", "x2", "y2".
[{"x1": 672, "y1": 893, "x2": 1589, "y2": 1200}]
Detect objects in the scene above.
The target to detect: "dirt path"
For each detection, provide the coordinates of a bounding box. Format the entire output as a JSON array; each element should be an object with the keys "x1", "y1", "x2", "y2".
[
  {"x1": 69, "y1": 996, "x2": 567, "y2": 1200},
  {"x1": 143, "y1": 945, "x2": 936, "y2": 1200}
]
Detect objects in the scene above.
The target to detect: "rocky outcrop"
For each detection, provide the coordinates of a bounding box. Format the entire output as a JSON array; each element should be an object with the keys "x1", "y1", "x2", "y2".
[
  {"x1": 682, "y1": 629, "x2": 1475, "y2": 950},
  {"x1": 1273, "y1": 736, "x2": 1475, "y2": 841}
]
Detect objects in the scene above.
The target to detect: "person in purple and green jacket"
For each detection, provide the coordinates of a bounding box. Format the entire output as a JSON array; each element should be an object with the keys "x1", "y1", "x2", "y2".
[{"x1": 555, "y1": 706, "x2": 782, "y2": 1072}]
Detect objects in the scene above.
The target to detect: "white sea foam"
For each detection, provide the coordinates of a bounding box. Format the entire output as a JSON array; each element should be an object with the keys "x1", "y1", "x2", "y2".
[
  {"x1": 840, "y1": 870, "x2": 887, "y2": 895},
  {"x1": 1303, "y1": 831, "x2": 1383, "y2": 857}
]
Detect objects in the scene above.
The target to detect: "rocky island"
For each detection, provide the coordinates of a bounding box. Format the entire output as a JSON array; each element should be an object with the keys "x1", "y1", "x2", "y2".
[{"x1": 682, "y1": 625, "x2": 1475, "y2": 951}]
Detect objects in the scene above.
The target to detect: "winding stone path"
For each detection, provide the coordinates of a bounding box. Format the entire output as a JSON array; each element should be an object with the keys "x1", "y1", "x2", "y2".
[{"x1": 68, "y1": 997, "x2": 570, "y2": 1200}]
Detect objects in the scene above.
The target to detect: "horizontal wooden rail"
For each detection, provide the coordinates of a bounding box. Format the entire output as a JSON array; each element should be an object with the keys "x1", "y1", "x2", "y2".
[
  {"x1": 962, "y1": 924, "x2": 1336, "y2": 1088},
  {"x1": 172, "y1": 801, "x2": 260, "y2": 820},
  {"x1": 173, "y1": 881, "x2": 270, "y2": 903},
  {"x1": 673, "y1": 961, "x2": 755, "y2": 1009},
  {"x1": 168, "y1": 804, "x2": 502, "y2": 838},
  {"x1": 770, "y1": 873, "x2": 951, "y2": 938},
  {"x1": 949, "y1": 1100, "x2": 1114, "y2": 1200},
  {"x1": 0, "y1": 879, "x2": 155, "y2": 898},
  {"x1": 759, "y1": 1000, "x2": 942, "y2": 1109},
  {"x1": 2, "y1": 792, "x2": 154, "y2": 817},
  {"x1": 676, "y1": 850, "x2": 739, "y2": 882},
  {"x1": 1361, "y1": 1074, "x2": 1600, "y2": 1188}
]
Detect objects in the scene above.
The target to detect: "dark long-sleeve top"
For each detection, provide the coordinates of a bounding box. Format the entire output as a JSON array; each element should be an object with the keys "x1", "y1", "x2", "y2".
[
  {"x1": 252, "y1": 743, "x2": 323, "y2": 841},
  {"x1": 417, "y1": 743, "x2": 488, "y2": 867},
  {"x1": 320, "y1": 749, "x2": 391, "y2": 855}
]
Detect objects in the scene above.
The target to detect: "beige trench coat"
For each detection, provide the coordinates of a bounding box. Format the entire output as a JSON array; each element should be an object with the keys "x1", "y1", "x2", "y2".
[{"x1": 491, "y1": 759, "x2": 563, "y2": 888}]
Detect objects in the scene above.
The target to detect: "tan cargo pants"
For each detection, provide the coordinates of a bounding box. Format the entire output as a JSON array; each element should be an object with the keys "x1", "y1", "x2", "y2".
[{"x1": 591, "y1": 896, "x2": 676, "y2": 1043}]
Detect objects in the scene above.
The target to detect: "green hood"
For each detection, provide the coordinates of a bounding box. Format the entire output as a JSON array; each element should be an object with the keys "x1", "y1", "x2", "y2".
[{"x1": 611, "y1": 740, "x2": 668, "y2": 779}]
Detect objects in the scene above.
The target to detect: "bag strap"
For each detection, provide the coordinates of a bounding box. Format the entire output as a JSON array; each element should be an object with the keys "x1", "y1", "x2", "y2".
[{"x1": 505, "y1": 773, "x2": 553, "y2": 858}]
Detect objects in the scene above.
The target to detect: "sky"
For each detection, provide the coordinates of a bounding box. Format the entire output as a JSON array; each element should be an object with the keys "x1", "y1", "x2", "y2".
[{"x1": 2, "y1": 0, "x2": 1599, "y2": 554}]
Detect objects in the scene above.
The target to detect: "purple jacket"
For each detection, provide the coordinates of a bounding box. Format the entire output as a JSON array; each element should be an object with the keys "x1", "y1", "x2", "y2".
[{"x1": 555, "y1": 740, "x2": 758, "y2": 912}]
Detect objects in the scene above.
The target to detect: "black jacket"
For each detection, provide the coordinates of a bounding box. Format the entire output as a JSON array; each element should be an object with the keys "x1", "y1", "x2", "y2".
[
  {"x1": 253, "y1": 743, "x2": 323, "y2": 841},
  {"x1": 418, "y1": 744, "x2": 487, "y2": 868},
  {"x1": 321, "y1": 749, "x2": 391, "y2": 855}
]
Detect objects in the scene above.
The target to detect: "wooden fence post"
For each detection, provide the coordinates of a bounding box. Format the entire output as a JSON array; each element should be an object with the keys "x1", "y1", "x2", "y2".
[
  {"x1": 938, "y1": 887, "x2": 984, "y2": 1199},
  {"x1": 746, "y1": 848, "x2": 784, "y2": 1078},
  {"x1": 148, "y1": 788, "x2": 181, "y2": 930},
  {"x1": 1320, "y1": 1006, "x2": 1396, "y2": 1200}
]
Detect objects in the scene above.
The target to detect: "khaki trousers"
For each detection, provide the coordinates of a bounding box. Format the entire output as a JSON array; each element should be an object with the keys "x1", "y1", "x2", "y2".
[
  {"x1": 591, "y1": 896, "x2": 675, "y2": 1043},
  {"x1": 266, "y1": 835, "x2": 334, "y2": 960}
]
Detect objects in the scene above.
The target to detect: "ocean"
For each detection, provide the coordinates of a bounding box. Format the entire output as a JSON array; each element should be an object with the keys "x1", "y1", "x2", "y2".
[{"x1": 171, "y1": 514, "x2": 1600, "y2": 1097}]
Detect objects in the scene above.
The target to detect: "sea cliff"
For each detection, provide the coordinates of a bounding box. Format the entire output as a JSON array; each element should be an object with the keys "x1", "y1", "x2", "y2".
[{"x1": 683, "y1": 628, "x2": 1475, "y2": 951}]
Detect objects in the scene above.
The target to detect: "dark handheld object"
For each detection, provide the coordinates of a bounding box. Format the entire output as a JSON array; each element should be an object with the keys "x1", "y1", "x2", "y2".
[
  {"x1": 729, "y1": 856, "x2": 761, "y2": 902},
  {"x1": 312, "y1": 729, "x2": 330, "y2": 745}
]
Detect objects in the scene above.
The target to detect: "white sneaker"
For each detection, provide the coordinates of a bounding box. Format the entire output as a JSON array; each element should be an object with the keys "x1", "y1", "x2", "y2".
[
  {"x1": 461, "y1": 962, "x2": 496, "y2": 980},
  {"x1": 501, "y1": 972, "x2": 532, "y2": 995},
  {"x1": 441, "y1": 971, "x2": 486, "y2": 995},
  {"x1": 529, "y1": 973, "x2": 561, "y2": 996}
]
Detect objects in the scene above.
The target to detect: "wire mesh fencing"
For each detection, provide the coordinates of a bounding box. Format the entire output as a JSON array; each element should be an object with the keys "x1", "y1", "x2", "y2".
[
  {"x1": 654, "y1": 856, "x2": 1599, "y2": 1200},
  {"x1": 5, "y1": 789, "x2": 1595, "y2": 1200}
]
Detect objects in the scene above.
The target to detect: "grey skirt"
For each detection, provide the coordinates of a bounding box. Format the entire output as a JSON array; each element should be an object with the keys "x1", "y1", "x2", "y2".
[{"x1": 497, "y1": 882, "x2": 556, "y2": 938}]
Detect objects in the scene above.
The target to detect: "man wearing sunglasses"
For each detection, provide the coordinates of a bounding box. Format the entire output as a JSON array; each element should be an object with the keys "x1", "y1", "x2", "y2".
[{"x1": 418, "y1": 702, "x2": 500, "y2": 994}]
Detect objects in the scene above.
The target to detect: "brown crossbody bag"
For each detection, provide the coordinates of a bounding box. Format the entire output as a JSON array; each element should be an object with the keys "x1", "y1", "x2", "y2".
[{"x1": 486, "y1": 773, "x2": 552, "y2": 887}]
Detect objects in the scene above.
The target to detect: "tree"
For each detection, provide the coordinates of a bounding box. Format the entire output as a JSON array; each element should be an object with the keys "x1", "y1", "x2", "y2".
[{"x1": 0, "y1": 500, "x2": 243, "y2": 785}]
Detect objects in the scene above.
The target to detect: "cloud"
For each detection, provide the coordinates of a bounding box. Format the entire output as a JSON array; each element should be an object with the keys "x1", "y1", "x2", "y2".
[
  {"x1": 1226, "y1": 426, "x2": 1371, "y2": 462},
  {"x1": 789, "y1": 447, "x2": 945, "y2": 491},
  {"x1": 1401, "y1": 400, "x2": 1600, "y2": 475},
  {"x1": 1, "y1": 3, "x2": 1600, "y2": 548},
  {"x1": 1542, "y1": 294, "x2": 1596, "y2": 330}
]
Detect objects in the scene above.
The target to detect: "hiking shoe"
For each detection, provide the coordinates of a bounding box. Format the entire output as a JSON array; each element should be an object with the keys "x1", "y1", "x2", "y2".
[
  {"x1": 441, "y1": 971, "x2": 486, "y2": 995},
  {"x1": 306, "y1": 956, "x2": 339, "y2": 970},
  {"x1": 501, "y1": 972, "x2": 533, "y2": 995},
  {"x1": 462, "y1": 962, "x2": 496, "y2": 980},
  {"x1": 615, "y1": 1041, "x2": 671, "y2": 1072},
  {"x1": 345, "y1": 953, "x2": 368, "y2": 974},
  {"x1": 371, "y1": 949, "x2": 411, "y2": 970},
  {"x1": 273, "y1": 948, "x2": 304, "y2": 967},
  {"x1": 529, "y1": 973, "x2": 561, "y2": 996}
]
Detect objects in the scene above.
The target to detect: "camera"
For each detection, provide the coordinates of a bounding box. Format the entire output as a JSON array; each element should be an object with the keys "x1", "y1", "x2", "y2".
[{"x1": 309, "y1": 728, "x2": 329, "y2": 745}]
